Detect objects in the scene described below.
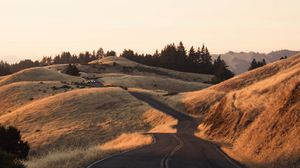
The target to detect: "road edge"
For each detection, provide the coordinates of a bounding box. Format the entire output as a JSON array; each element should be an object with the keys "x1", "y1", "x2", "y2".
[
  {"x1": 215, "y1": 146, "x2": 243, "y2": 168},
  {"x1": 86, "y1": 134, "x2": 157, "y2": 168}
]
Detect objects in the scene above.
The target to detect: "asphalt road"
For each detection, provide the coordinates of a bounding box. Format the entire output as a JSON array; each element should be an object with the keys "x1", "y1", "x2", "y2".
[{"x1": 87, "y1": 92, "x2": 243, "y2": 168}]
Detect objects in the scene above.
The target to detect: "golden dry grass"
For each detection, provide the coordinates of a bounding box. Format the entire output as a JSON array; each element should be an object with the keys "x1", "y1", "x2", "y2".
[
  {"x1": 163, "y1": 54, "x2": 300, "y2": 167},
  {"x1": 0, "y1": 67, "x2": 85, "y2": 87},
  {"x1": 0, "y1": 81, "x2": 77, "y2": 116},
  {"x1": 24, "y1": 133, "x2": 153, "y2": 168},
  {"x1": 91, "y1": 56, "x2": 214, "y2": 83},
  {"x1": 0, "y1": 87, "x2": 175, "y2": 154},
  {"x1": 100, "y1": 74, "x2": 211, "y2": 93},
  {"x1": 0, "y1": 85, "x2": 176, "y2": 168},
  {"x1": 99, "y1": 133, "x2": 153, "y2": 151}
]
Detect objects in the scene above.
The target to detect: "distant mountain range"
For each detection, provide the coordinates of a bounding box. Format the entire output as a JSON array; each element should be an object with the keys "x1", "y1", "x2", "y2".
[{"x1": 212, "y1": 50, "x2": 300, "y2": 74}]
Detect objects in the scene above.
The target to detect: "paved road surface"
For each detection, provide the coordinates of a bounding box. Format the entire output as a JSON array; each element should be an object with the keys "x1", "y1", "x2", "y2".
[{"x1": 87, "y1": 92, "x2": 243, "y2": 168}]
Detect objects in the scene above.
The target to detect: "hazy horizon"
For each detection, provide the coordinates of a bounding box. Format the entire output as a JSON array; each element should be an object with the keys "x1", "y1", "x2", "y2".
[{"x1": 1, "y1": 0, "x2": 300, "y2": 63}]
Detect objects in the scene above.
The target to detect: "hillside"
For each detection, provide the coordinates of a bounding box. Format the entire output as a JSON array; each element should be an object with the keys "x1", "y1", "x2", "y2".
[
  {"x1": 161, "y1": 54, "x2": 300, "y2": 167},
  {"x1": 47, "y1": 56, "x2": 213, "y2": 93},
  {"x1": 0, "y1": 87, "x2": 175, "y2": 153},
  {"x1": 0, "y1": 58, "x2": 218, "y2": 168},
  {"x1": 90, "y1": 56, "x2": 214, "y2": 83},
  {"x1": 99, "y1": 74, "x2": 210, "y2": 93},
  {"x1": 213, "y1": 50, "x2": 300, "y2": 74},
  {"x1": 0, "y1": 67, "x2": 85, "y2": 87},
  {"x1": 0, "y1": 81, "x2": 75, "y2": 116}
]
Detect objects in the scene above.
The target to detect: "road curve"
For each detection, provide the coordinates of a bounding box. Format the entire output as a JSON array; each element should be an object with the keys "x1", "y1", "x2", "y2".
[{"x1": 87, "y1": 92, "x2": 244, "y2": 168}]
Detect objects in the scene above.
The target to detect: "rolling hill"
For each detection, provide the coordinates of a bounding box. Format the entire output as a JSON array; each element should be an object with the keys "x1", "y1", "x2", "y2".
[
  {"x1": 1, "y1": 56, "x2": 218, "y2": 168},
  {"x1": 159, "y1": 54, "x2": 300, "y2": 167}
]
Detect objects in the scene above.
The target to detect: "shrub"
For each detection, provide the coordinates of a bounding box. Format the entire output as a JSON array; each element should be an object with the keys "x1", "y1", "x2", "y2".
[
  {"x1": 64, "y1": 64, "x2": 79, "y2": 76},
  {"x1": 0, "y1": 126, "x2": 30, "y2": 160}
]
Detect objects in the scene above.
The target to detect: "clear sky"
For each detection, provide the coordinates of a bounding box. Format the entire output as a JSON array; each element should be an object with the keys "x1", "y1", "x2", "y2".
[{"x1": 0, "y1": 0, "x2": 300, "y2": 63}]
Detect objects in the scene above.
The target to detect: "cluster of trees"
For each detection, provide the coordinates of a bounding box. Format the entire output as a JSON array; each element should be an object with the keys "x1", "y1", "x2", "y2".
[
  {"x1": 121, "y1": 42, "x2": 234, "y2": 82},
  {"x1": 0, "y1": 60, "x2": 40, "y2": 76},
  {"x1": 41, "y1": 49, "x2": 116, "y2": 65},
  {"x1": 248, "y1": 58, "x2": 267, "y2": 71},
  {"x1": 0, "y1": 48, "x2": 116, "y2": 76},
  {"x1": 0, "y1": 125, "x2": 29, "y2": 168}
]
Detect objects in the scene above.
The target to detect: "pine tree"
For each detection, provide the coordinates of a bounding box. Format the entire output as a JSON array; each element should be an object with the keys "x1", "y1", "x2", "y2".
[
  {"x1": 213, "y1": 56, "x2": 234, "y2": 83},
  {"x1": 96, "y1": 48, "x2": 105, "y2": 59}
]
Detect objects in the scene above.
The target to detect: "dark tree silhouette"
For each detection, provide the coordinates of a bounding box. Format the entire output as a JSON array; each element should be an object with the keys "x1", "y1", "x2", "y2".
[
  {"x1": 213, "y1": 56, "x2": 234, "y2": 83},
  {"x1": 64, "y1": 64, "x2": 79, "y2": 76},
  {"x1": 106, "y1": 50, "x2": 117, "y2": 57},
  {"x1": 96, "y1": 48, "x2": 105, "y2": 59},
  {"x1": 0, "y1": 61, "x2": 11, "y2": 76},
  {"x1": 0, "y1": 126, "x2": 30, "y2": 160},
  {"x1": 248, "y1": 58, "x2": 267, "y2": 71},
  {"x1": 280, "y1": 56, "x2": 288, "y2": 60},
  {"x1": 120, "y1": 42, "x2": 232, "y2": 82}
]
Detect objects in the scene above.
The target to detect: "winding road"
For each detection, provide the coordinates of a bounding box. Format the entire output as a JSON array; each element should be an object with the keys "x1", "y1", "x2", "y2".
[{"x1": 87, "y1": 92, "x2": 243, "y2": 168}]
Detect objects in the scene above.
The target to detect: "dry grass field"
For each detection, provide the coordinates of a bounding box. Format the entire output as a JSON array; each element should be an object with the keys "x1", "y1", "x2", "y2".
[
  {"x1": 89, "y1": 56, "x2": 214, "y2": 83},
  {"x1": 0, "y1": 61, "x2": 184, "y2": 168},
  {"x1": 0, "y1": 67, "x2": 85, "y2": 86},
  {"x1": 0, "y1": 87, "x2": 176, "y2": 168},
  {"x1": 3, "y1": 55, "x2": 298, "y2": 167},
  {"x1": 0, "y1": 56, "x2": 215, "y2": 168},
  {"x1": 0, "y1": 81, "x2": 75, "y2": 116},
  {"x1": 99, "y1": 74, "x2": 211, "y2": 93},
  {"x1": 159, "y1": 54, "x2": 300, "y2": 167}
]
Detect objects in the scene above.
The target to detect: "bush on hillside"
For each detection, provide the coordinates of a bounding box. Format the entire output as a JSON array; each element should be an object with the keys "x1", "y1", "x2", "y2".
[
  {"x1": 0, "y1": 125, "x2": 30, "y2": 160},
  {"x1": 64, "y1": 64, "x2": 79, "y2": 76}
]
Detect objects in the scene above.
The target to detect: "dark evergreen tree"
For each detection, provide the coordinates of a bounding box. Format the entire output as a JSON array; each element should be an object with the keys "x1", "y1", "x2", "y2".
[
  {"x1": 106, "y1": 50, "x2": 117, "y2": 57},
  {"x1": 96, "y1": 48, "x2": 105, "y2": 59},
  {"x1": 0, "y1": 61, "x2": 11, "y2": 76},
  {"x1": 120, "y1": 50, "x2": 136, "y2": 60},
  {"x1": 248, "y1": 58, "x2": 267, "y2": 71},
  {"x1": 213, "y1": 56, "x2": 234, "y2": 83},
  {"x1": 0, "y1": 126, "x2": 29, "y2": 160},
  {"x1": 64, "y1": 64, "x2": 79, "y2": 76},
  {"x1": 176, "y1": 41, "x2": 187, "y2": 70}
]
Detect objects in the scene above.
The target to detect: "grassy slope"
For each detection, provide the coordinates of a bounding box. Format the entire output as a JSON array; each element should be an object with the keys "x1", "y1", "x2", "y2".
[
  {"x1": 91, "y1": 56, "x2": 214, "y2": 83},
  {"x1": 99, "y1": 74, "x2": 211, "y2": 93},
  {"x1": 0, "y1": 81, "x2": 75, "y2": 116},
  {"x1": 0, "y1": 67, "x2": 85, "y2": 87},
  {"x1": 47, "y1": 56, "x2": 213, "y2": 93},
  {"x1": 0, "y1": 65, "x2": 178, "y2": 168},
  {"x1": 163, "y1": 54, "x2": 300, "y2": 167},
  {"x1": 0, "y1": 87, "x2": 175, "y2": 154}
]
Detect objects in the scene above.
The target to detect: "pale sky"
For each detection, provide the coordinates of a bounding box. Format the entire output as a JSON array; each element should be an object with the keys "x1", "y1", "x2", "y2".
[{"x1": 0, "y1": 0, "x2": 300, "y2": 63}]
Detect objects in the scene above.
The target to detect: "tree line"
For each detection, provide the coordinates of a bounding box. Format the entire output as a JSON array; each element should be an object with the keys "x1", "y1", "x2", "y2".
[
  {"x1": 121, "y1": 42, "x2": 234, "y2": 82},
  {"x1": 0, "y1": 48, "x2": 116, "y2": 76},
  {"x1": 0, "y1": 42, "x2": 235, "y2": 82},
  {"x1": 248, "y1": 58, "x2": 267, "y2": 71}
]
